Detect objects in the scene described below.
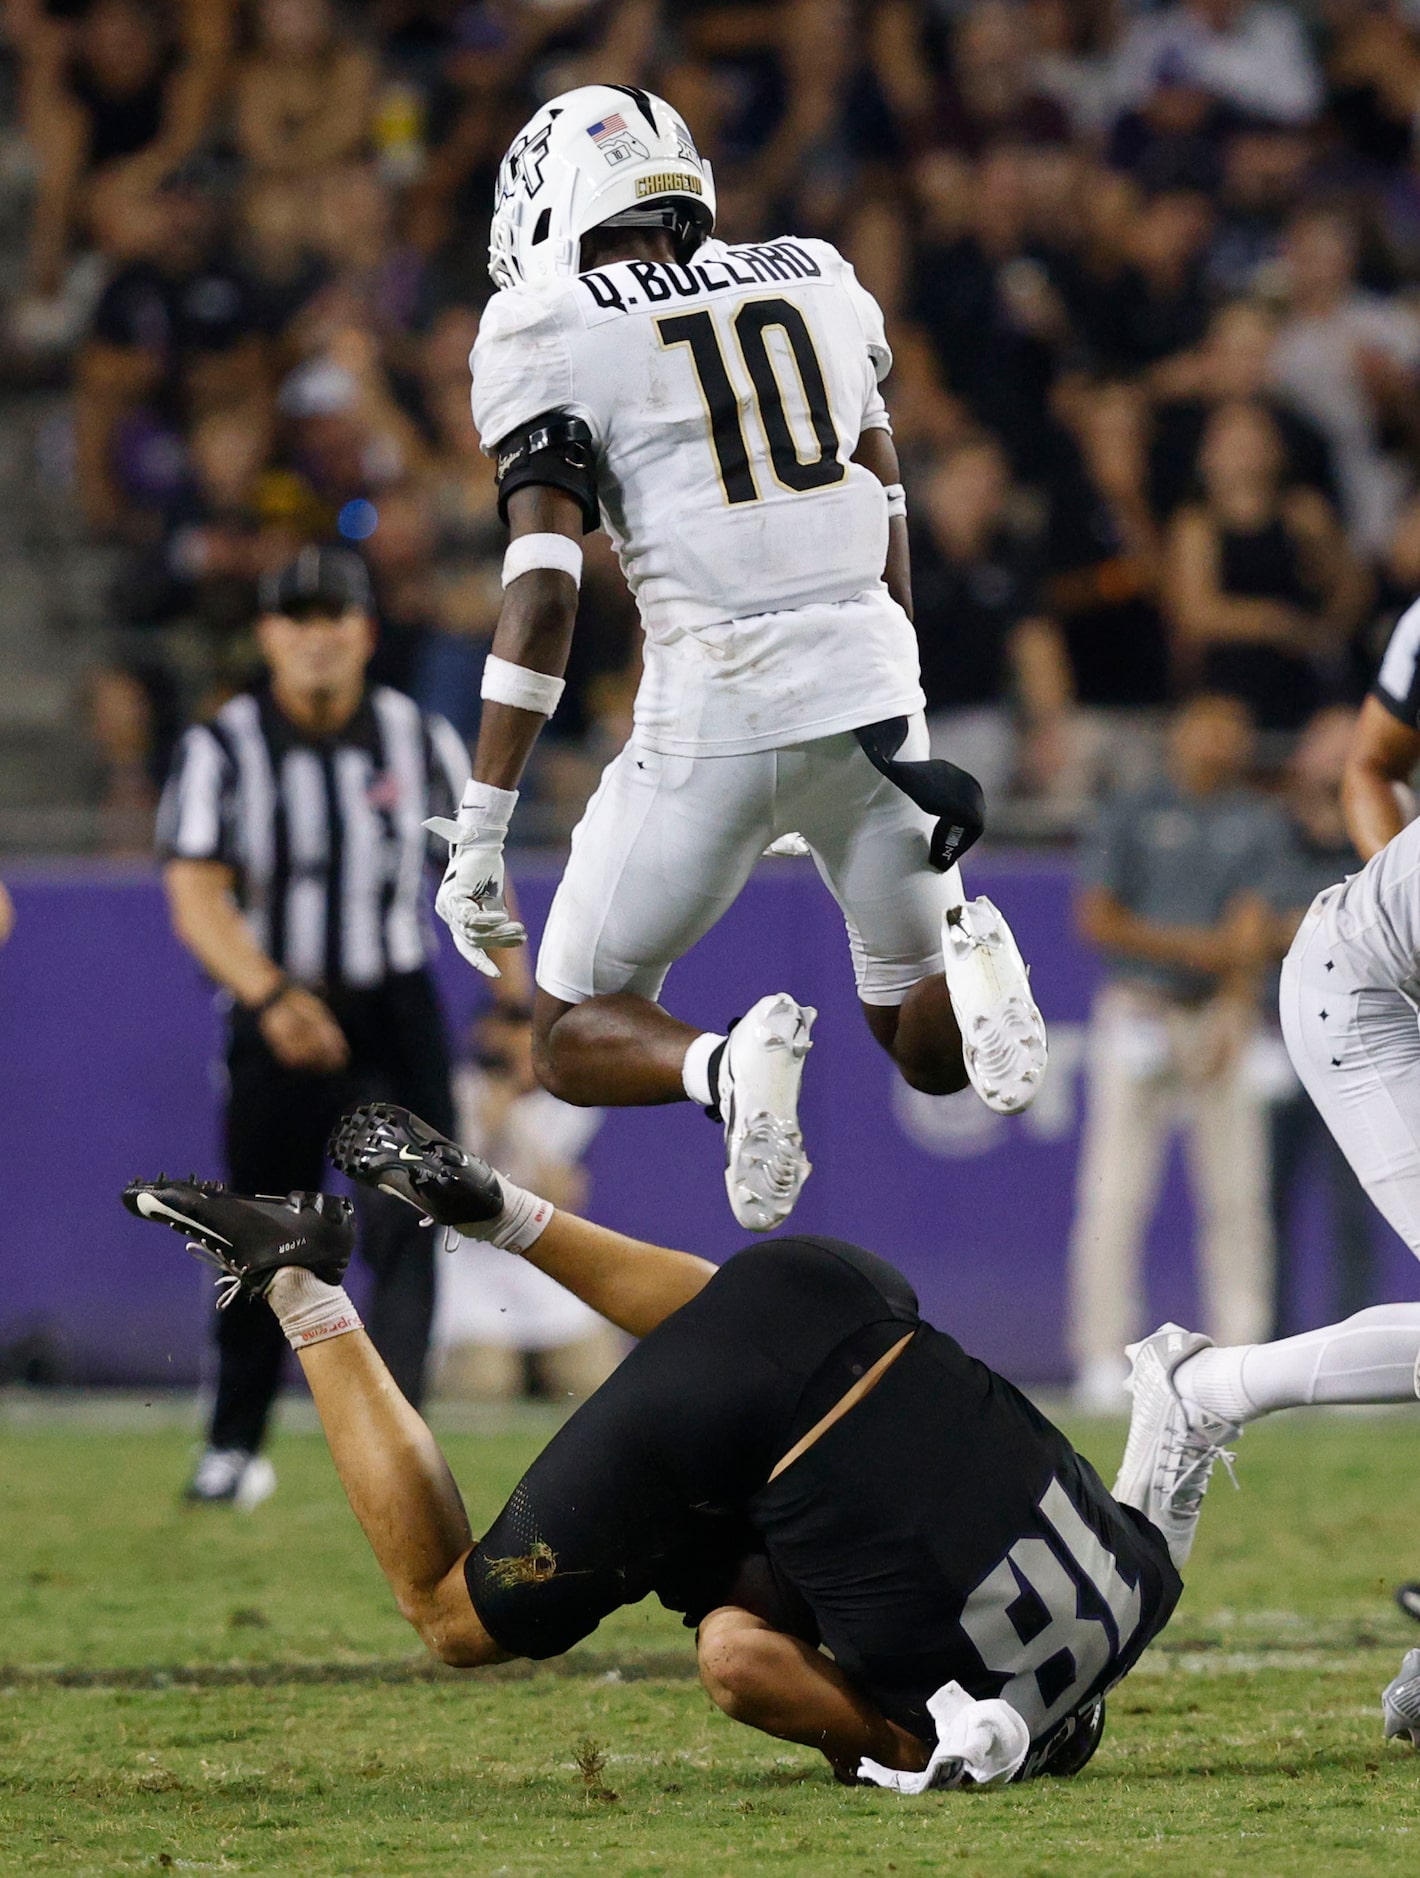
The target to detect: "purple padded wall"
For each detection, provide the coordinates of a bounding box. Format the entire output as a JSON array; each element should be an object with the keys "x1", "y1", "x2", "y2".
[{"x1": 1, "y1": 857, "x2": 1411, "y2": 1386}]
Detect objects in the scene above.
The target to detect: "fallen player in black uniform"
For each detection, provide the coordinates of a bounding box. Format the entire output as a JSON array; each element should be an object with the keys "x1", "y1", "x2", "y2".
[{"x1": 124, "y1": 1104, "x2": 1186, "y2": 1789}]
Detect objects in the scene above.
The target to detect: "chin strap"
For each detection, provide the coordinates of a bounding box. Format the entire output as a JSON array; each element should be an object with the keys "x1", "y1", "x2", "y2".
[
  {"x1": 589, "y1": 201, "x2": 708, "y2": 263},
  {"x1": 853, "y1": 718, "x2": 986, "y2": 872},
  {"x1": 598, "y1": 203, "x2": 681, "y2": 231}
]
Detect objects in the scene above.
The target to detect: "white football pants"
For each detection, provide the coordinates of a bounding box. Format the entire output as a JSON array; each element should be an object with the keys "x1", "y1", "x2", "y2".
[
  {"x1": 1281, "y1": 895, "x2": 1420, "y2": 1259},
  {"x1": 536, "y1": 720, "x2": 962, "y2": 1008}
]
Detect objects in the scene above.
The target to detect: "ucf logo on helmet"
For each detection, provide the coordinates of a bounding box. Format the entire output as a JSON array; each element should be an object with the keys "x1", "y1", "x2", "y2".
[{"x1": 499, "y1": 122, "x2": 553, "y2": 203}]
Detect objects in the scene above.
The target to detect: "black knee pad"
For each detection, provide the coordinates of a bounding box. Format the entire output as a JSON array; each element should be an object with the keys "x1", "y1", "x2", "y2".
[{"x1": 465, "y1": 1479, "x2": 644, "y2": 1661}]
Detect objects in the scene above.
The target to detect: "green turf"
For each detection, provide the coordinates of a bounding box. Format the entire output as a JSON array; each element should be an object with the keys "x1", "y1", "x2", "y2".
[{"x1": 2, "y1": 1404, "x2": 1419, "y2": 1875}]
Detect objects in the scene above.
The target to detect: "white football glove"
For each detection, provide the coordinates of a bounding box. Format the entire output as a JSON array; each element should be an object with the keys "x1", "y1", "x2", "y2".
[
  {"x1": 763, "y1": 832, "x2": 812, "y2": 858},
  {"x1": 424, "y1": 780, "x2": 527, "y2": 979}
]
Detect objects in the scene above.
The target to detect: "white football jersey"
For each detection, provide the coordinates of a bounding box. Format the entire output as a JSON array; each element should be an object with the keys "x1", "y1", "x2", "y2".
[{"x1": 470, "y1": 236, "x2": 924, "y2": 756}]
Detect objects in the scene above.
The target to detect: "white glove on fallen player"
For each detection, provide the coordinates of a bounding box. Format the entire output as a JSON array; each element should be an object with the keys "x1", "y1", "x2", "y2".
[
  {"x1": 424, "y1": 780, "x2": 527, "y2": 979},
  {"x1": 857, "y1": 1682, "x2": 1030, "y2": 1793}
]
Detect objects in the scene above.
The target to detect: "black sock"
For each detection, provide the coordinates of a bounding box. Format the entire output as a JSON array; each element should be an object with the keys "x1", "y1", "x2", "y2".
[{"x1": 702, "y1": 1036, "x2": 730, "y2": 1123}]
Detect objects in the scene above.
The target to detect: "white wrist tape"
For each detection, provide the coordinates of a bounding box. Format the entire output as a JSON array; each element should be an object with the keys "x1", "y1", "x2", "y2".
[
  {"x1": 501, "y1": 533, "x2": 583, "y2": 589},
  {"x1": 457, "y1": 1176, "x2": 554, "y2": 1254},
  {"x1": 883, "y1": 482, "x2": 907, "y2": 520},
  {"x1": 425, "y1": 778, "x2": 517, "y2": 846},
  {"x1": 461, "y1": 777, "x2": 518, "y2": 829},
  {"x1": 481, "y1": 654, "x2": 566, "y2": 717},
  {"x1": 266, "y1": 1268, "x2": 364, "y2": 1351}
]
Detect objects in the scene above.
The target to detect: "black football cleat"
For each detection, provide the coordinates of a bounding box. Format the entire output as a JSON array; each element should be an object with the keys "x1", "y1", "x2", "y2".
[
  {"x1": 122, "y1": 1177, "x2": 354, "y2": 1304},
  {"x1": 329, "y1": 1103, "x2": 503, "y2": 1230}
]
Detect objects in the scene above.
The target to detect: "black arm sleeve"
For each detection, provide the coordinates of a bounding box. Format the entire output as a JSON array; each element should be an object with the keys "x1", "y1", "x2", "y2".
[{"x1": 492, "y1": 410, "x2": 600, "y2": 533}]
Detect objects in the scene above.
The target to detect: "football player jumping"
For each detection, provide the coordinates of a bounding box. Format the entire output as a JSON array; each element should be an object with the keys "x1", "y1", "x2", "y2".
[{"x1": 428, "y1": 83, "x2": 1048, "y2": 1233}]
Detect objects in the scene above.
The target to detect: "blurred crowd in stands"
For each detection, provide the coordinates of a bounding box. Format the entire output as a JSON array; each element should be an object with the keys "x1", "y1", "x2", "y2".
[{"x1": 8, "y1": 0, "x2": 1420, "y2": 838}]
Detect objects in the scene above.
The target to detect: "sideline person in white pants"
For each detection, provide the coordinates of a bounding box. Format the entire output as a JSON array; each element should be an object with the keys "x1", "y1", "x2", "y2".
[
  {"x1": 1072, "y1": 983, "x2": 1275, "y2": 1380},
  {"x1": 1068, "y1": 696, "x2": 1283, "y2": 1409}
]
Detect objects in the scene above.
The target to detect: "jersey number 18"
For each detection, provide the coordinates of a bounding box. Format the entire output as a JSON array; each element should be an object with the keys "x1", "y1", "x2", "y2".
[
  {"x1": 961, "y1": 1477, "x2": 1144, "y2": 1736},
  {"x1": 656, "y1": 296, "x2": 845, "y2": 506}
]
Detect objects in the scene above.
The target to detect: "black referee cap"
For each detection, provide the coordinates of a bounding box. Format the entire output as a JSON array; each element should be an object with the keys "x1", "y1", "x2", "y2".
[{"x1": 259, "y1": 545, "x2": 372, "y2": 619}]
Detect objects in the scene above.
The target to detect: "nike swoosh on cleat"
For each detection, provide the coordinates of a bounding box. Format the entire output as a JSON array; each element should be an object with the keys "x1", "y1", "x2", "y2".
[
  {"x1": 377, "y1": 1179, "x2": 425, "y2": 1208},
  {"x1": 397, "y1": 1145, "x2": 426, "y2": 1162},
  {"x1": 134, "y1": 1192, "x2": 233, "y2": 1245}
]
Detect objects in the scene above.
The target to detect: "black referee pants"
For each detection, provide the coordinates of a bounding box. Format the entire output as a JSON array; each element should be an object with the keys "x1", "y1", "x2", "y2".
[{"x1": 210, "y1": 969, "x2": 455, "y2": 1456}]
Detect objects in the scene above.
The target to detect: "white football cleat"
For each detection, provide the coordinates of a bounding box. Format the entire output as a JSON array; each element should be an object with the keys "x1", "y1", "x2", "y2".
[
  {"x1": 718, "y1": 993, "x2": 815, "y2": 1232},
  {"x1": 234, "y1": 1454, "x2": 278, "y2": 1513},
  {"x1": 941, "y1": 899, "x2": 1047, "y2": 1114},
  {"x1": 1383, "y1": 1648, "x2": 1420, "y2": 1748},
  {"x1": 184, "y1": 1447, "x2": 277, "y2": 1512},
  {"x1": 1112, "y1": 1322, "x2": 1239, "y2": 1570}
]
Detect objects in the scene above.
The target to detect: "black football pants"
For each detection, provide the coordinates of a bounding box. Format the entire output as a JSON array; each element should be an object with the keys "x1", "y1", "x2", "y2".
[{"x1": 210, "y1": 969, "x2": 454, "y2": 1455}]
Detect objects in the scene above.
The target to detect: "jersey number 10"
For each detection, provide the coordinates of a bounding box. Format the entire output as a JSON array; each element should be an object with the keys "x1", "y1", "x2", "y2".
[{"x1": 656, "y1": 297, "x2": 846, "y2": 506}]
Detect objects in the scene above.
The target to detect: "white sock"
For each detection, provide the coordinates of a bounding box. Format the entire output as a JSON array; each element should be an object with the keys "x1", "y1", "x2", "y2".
[
  {"x1": 266, "y1": 1267, "x2": 363, "y2": 1351},
  {"x1": 1176, "y1": 1305, "x2": 1420, "y2": 1425},
  {"x1": 681, "y1": 1030, "x2": 727, "y2": 1108}
]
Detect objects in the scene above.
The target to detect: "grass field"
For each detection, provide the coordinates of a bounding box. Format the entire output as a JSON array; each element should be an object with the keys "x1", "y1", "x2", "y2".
[{"x1": 2, "y1": 1399, "x2": 1419, "y2": 1877}]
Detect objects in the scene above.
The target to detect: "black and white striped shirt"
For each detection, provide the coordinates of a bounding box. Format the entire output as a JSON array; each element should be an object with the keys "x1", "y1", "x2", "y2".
[{"x1": 157, "y1": 686, "x2": 470, "y2": 988}]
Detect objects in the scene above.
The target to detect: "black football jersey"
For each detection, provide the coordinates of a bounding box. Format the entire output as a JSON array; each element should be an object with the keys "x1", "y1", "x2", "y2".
[{"x1": 750, "y1": 1325, "x2": 1182, "y2": 1767}]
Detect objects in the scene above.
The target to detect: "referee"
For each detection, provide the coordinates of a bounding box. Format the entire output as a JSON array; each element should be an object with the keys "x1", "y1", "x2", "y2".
[{"x1": 157, "y1": 545, "x2": 470, "y2": 1505}]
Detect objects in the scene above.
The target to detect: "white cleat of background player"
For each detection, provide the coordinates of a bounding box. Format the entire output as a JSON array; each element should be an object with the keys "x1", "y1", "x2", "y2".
[
  {"x1": 1113, "y1": 1300, "x2": 1420, "y2": 1739},
  {"x1": 1111, "y1": 1322, "x2": 1238, "y2": 1569},
  {"x1": 1383, "y1": 1649, "x2": 1420, "y2": 1749},
  {"x1": 185, "y1": 1446, "x2": 278, "y2": 1512},
  {"x1": 717, "y1": 993, "x2": 815, "y2": 1232},
  {"x1": 941, "y1": 898, "x2": 1048, "y2": 1116}
]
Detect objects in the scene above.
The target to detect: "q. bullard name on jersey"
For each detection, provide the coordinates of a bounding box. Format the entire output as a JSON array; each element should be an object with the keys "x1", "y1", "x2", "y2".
[{"x1": 579, "y1": 242, "x2": 823, "y2": 317}]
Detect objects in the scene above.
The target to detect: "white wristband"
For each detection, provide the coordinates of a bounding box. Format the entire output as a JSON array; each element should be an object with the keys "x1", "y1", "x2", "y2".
[
  {"x1": 481, "y1": 654, "x2": 566, "y2": 717},
  {"x1": 501, "y1": 533, "x2": 583, "y2": 589},
  {"x1": 421, "y1": 777, "x2": 518, "y2": 844},
  {"x1": 883, "y1": 482, "x2": 907, "y2": 520}
]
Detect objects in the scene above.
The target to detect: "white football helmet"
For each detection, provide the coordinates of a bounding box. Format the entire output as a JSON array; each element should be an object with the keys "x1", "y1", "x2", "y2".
[{"x1": 489, "y1": 84, "x2": 716, "y2": 292}]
